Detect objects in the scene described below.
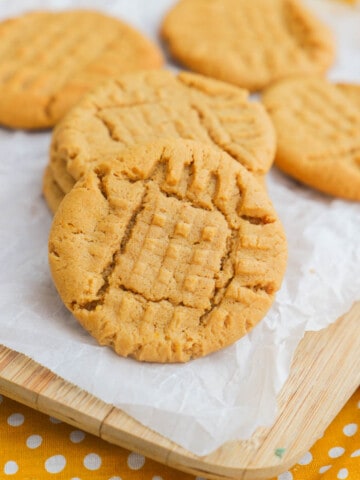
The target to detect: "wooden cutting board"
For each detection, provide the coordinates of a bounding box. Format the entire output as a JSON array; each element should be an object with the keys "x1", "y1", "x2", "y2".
[{"x1": 0, "y1": 302, "x2": 359, "y2": 480}]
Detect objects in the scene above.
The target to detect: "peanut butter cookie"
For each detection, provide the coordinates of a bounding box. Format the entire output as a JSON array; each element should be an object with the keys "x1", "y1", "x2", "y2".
[
  {"x1": 262, "y1": 76, "x2": 360, "y2": 200},
  {"x1": 49, "y1": 140, "x2": 287, "y2": 362},
  {"x1": 0, "y1": 10, "x2": 163, "y2": 129},
  {"x1": 46, "y1": 69, "x2": 275, "y2": 207},
  {"x1": 161, "y1": 0, "x2": 335, "y2": 91}
]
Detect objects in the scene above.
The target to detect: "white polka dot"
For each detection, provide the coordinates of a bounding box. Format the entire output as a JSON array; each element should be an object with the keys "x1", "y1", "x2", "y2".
[
  {"x1": 44, "y1": 455, "x2": 66, "y2": 473},
  {"x1": 195, "y1": 478, "x2": 207, "y2": 480},
  {"x1": 26, "y1": 434, "x2": 42, "y2": 449},
  {"x1": 152, "y1": 477, "x2": 164, "y2": 480},
  {"x1": 70, "y1": 430, "x2": 86, "y2": 443},
  {"x1": 4, "y1": 461, "x2": 18, "y2": 475},
  {"x1": 328, "y1": 447, "x2": 345, "y2": 458},
  {"x1": 70, "y1": 478, "x2": 81, "y2": 480},
  {"x1": 7, "y1": 413, "x2": 24, "y2": 427},
  {"x1": 127, "y1": 452, "x2": 145, "y2": 470},
  {"x1": 351, "y1": 449, "x2": 360, "y2": 457},
  {"x1": 278, "y1": 472, "x2": 293, "y2": 480},
  {"x1": 49, "y1": 416, "x2": 62, "y2": 424},
  {"x1": 108, "y1": 477, "x2": 122, "y2": 480},
  {"x1": 343, "y1": 423, "x2": 358, "y2": 436},
  {"x1": 319, "y1": 465, "x2": 332, "y2": 474},
  {"x1": 83, "y1": 453, "x2": 101, "y2": 471},
  {"x1": 298, "y1": 451, "x2": 312, "y2": 465},
  {"x1": 337, "y1": 468, "x2": 349, "y2": 479}
]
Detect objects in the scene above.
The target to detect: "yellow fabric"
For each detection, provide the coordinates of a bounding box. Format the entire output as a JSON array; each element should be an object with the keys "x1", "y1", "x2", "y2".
[{"x1": 0, "y1": 389, "x2": 358, "y2": 479}]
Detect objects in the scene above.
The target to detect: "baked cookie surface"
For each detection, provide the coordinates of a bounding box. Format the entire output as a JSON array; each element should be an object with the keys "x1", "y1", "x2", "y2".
[
  {"x1": 161, "y1": 0, "x2": 335, "y2": 91},
  {"x1": 336, "y1": 83, "x2": 360, "y2": 112},
  {"x1": 262, "y1": 76, "x2": 360, "y2": 201},
  {"x1": 48, "y1": 140, "x2": 287, "y2": 363},
  {"x1": 48, "y1": 69, "x2": 276, "y2": 202},
  {"x1": 0, "y1": 10, "x2": 163, "y2": 129},
  {"x1": 42, "y1": 166, "x2": 64, "y2": 214}
]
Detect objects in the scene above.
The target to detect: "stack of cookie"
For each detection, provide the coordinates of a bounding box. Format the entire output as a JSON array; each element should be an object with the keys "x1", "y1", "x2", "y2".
[
  {"x1": 44, "y1": 68, "x2": 288, "y2": 362},
  {"x1": 1, "y1": 1, "x2": 357, "y2": 362}
]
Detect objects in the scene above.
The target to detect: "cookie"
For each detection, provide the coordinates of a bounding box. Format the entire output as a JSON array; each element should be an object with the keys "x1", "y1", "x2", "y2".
[
  {"x1": 0, "y1": 10, "x2": 163, "y2": 129},
  {"x1": 47, "y1": 69, "x2": 276, "y2": 204},
  {"x1": 48, "y1": 140, "x2": 287, "y2": 363},
  {"x1": 161, "y1": 0, "x2": 335, "y2": 91},
  {"x1": 262, "y1": 76, "x2": 360, "y2": 200}
]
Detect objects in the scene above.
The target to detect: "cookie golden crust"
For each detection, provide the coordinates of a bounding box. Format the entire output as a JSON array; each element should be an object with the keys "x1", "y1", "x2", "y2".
[
  {"x1": 48, "y1": 69, "x2": 276, "y2": 202},
  {"x1": 42, "y1": 166, "x2": 64, "y2": 214},
  {"x1": 262, "y1": 77, "x2": 360, "y2": 201},
  {"x1": 161, "y1": 0, "x2": 335, "y2": 91},
  {"x1": 49, "y1": 140, "x2": 287, "y2": 363},
  {"x1": 0, "y1": 10, "x2": 163, "y2": 129}
]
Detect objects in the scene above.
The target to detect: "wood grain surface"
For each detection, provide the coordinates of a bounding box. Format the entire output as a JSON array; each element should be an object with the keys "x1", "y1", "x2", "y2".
[{"x1": 0, "y1": 302, "x2": 359, "y2": 480}]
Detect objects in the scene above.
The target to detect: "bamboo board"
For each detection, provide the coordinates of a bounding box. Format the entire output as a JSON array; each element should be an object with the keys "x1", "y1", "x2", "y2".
[{"x1": 0, "y1": 303, "x2": 359, "y2": 480}]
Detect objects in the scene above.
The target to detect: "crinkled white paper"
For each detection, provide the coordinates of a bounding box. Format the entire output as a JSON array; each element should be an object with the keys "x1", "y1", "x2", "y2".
[{"x1": 0, "y1": 0, "x2": 359, "y2": 456}]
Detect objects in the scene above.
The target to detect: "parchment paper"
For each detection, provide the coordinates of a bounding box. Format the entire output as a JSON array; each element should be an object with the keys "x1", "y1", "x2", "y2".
[{"x1": 0, "y1": 0, "x2": 359, "y2": 456}]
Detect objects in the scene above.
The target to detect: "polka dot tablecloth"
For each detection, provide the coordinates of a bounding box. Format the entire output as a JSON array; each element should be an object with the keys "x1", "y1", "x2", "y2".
[{"x1": 0, "y1": 389, "x2": 359, "y2": 479}]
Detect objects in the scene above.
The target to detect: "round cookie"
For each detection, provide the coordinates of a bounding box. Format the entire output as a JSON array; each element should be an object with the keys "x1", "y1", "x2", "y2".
[
  {"x1": 0, "y1": 10, "x2": 163, "y2": 129},
  {"x1": 47, "y1": 69, "x2": 276, "y2": 203},
  {"x1": 161, "y1": 0, "x2": 335, "y2": 91},
  {"x1": 48, "y1": 140, "x2": 288, "y2": 363},
  {"x1": 262, "y1": 76, "x2": 360, "y2": 201}
]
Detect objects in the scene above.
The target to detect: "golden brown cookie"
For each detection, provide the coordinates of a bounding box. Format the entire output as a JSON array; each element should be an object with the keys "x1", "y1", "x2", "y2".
[
  {"x1": 48, "y1": 140, "x2": 287, "y2": 363},
  {"x1": 0, "y1": 10, "x2": 163, "y2": 129},
  {"x1": 262, "y1": 76, "x2": 360, "y2": 200},
  {"x1": 161, "y1": 0, "x2": 335, "y2": 91},
  {"x1": 47, "y1": 69, "x2": 276, "y2": 204}
]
